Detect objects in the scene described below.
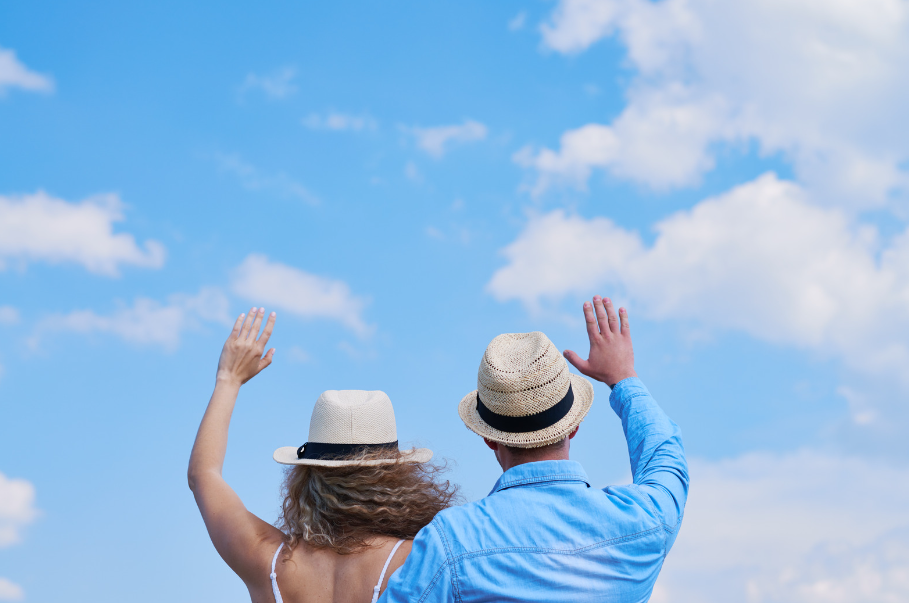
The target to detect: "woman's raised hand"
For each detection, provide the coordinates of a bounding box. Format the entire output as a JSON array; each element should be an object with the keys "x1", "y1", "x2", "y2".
[{"x1": 216, "y1": 307, "x2": 276, "y2": 386}]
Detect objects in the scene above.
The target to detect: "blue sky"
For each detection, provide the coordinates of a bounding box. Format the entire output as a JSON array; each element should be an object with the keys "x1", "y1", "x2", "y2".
[{"x1": 3, "y1": 1, "x2": 909, "y2": 601}]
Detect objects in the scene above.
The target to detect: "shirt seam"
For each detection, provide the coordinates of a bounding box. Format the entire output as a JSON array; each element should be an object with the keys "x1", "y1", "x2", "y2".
[
  {"x1": 432, "y1": 520, "x2": 462, "y2": 603},
  {"x1": 493, "y1": 473, "x2": 590, "y2": 492},
  {"x1": 618, "y1": 391, "x2": 650, "y2": 407},
  {"x1": 415, "y1": 562, "x2": 450, "y2": 603},
  {"x1": 630, "y1": 479, "x2": 681, "y2": 549},
  {"x1": 662, "y1": 512, "x2": 684, "y2": 535},
  {"x1": 610, "y1": 381, "x2": 648, "y2": 412},
  {"x1": 448, "y1": 524, "x2": 663, "y2": 564},
  {"x1": 629, "y1": 483, "x2": 661, "y2": 518}
]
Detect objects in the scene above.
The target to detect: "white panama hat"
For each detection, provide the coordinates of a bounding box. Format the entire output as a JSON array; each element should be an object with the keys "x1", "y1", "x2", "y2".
[
  {"x1": 273, "y1": 390, "x2": 433, "y2": 467},
  {"x1": 458, "y1": 332, "x2": 594, "y2": 448}
]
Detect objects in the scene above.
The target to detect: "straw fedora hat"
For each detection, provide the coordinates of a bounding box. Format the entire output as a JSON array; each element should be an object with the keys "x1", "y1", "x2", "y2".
[
  {"x1": 274, "y1": 390, "x2": 433, "y2": 467},
  {"x1": 459, "y1": 332, "x2": 594, "y2": 448}
]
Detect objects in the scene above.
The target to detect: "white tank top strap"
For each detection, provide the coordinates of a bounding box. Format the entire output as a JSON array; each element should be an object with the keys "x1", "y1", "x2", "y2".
[
  {"x1": 371, "y1": 539, "x2": 405, "y2": 603},
  {"x1": 270, "y1": 542, "x2": 285, "y2": 603}
]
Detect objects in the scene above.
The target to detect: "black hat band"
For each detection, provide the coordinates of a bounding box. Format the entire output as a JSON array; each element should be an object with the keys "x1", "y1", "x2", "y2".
[
  {"x1": 476, "y1": 383, "x2": 574, "y2": 433},
  {"x1": 296, "y1": 441, "x2": 399, "y2": 460}
]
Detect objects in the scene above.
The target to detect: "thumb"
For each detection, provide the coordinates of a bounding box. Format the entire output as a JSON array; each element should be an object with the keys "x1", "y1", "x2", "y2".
[
  {"x1": 258, "y1": 348, "x2": 276, "y2": 371},
  {"x1": 563, "y1": 350, "x2": 591, "y2": 375}
]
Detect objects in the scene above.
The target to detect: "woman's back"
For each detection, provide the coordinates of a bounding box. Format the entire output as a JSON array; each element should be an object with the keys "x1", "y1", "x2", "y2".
[
  {"x1": 188, "y1": 310, "x2": 458, "y2": 603},
  {"x1": 248, "y1": 537, "x2": 413, "y2": 603}
]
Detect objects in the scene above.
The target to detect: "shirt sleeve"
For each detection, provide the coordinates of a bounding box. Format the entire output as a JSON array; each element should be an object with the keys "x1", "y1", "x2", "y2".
[
  {"x1": 379, "y1": 520, "x2": 456, "y2": 603},
  {"x1": 608, "y1": 377, "x2": 689, "y2": 550}
]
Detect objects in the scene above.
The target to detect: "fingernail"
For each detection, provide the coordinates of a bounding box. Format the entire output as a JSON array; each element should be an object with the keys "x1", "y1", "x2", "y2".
[
  {"x1": 604, "y1": 297, "x2": 611, "y2": 304},
  {"x1": 270, "y1": 311, "x2": 276, "y2": 317},
  {"x1": 251, "y1": 307, "x2": 257, "y2": 312},
  {"x1": 259, "y1": 307, "x2": 264, "y2": 313},
  {"x1": 584, "y1": 302, "x2": 591, "y2": 308}
]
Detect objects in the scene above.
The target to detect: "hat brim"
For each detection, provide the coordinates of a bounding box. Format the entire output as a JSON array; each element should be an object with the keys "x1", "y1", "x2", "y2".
[
  {"x1": 273, "y1": 446, "x2": 433, "y2": 467},
  {"x1": 458, "y1": 373, "x2": 594, "y2": 448}
]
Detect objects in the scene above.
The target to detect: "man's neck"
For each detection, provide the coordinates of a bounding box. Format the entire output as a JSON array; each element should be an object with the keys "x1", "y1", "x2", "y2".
[{"x1": 496, "y1": 448, "x2": 569, "y2": 472}]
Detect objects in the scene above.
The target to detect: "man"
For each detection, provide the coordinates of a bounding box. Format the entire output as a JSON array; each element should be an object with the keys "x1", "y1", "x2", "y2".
[{"x1": 381, "y1": 296, "x2": 689, "y2": 602}]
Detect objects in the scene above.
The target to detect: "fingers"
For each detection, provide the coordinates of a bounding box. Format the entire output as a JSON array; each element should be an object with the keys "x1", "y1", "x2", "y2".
[
  {"x1": 619, "y1": 307, "x2": 630, "y2": 336},
  {"x1": 583, "y1": 301, "x2": 600, "y2": 341},
  {"x1": 247, "y1": 307, "x2": 265, "y2": 340},
  {"x1": 239, "y1": 307, "x2": 257, "y2": 339},
  {"x1": 258, "y1": 348, "x2": 276, "y2": 372},
  {"x1": 603, "y1": 297, "x2": 620, "y2": 334},
  {"x1": 230, "y1": 312, "x2": 245, "y2": 338},
  {"x1": 257, "y1": 311, "x2": 276, "y2": 347},
  {"x1": 563, "y1": 349, "x2": 591, "y2": 376},
  {"x1": 593, "y1": 296, "x2": 608, "y2": 335}
]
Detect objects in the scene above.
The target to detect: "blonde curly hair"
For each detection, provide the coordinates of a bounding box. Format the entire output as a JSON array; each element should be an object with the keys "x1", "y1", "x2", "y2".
[{"x1": 276, "y1": 448, "x2": 460, "y2": 554}]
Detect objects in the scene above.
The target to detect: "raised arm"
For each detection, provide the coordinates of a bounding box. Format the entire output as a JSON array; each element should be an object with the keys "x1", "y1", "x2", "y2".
[
  {"x1": 187, "y1": 307, "x2": 282, "y2": 582},
  {"x1": 564, "y1": 296, "x2": 689, "y2": 548}
]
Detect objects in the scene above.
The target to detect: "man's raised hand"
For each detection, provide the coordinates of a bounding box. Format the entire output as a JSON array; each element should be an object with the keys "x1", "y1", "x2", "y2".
[{"x1": 563, "y1": 296, "x2": 637, "y2": 388}]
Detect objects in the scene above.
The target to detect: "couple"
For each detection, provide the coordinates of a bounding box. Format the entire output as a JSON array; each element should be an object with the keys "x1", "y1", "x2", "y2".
[{"x1": 188, "y1": 296, "x2": 689, "y2": 603}]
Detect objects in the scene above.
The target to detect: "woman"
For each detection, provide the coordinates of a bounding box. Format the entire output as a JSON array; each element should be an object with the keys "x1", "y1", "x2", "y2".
[{"x1": 188, "y1": 308, "x2": 458, "y2": 603}]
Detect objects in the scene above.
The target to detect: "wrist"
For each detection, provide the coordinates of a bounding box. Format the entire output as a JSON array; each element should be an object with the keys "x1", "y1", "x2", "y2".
[
  {"x1": 215, "y1": 372, "x2": 243, "y2": 389},
  {"x1": 606, "y1": 370, "x2": 637, "y2": 388}
]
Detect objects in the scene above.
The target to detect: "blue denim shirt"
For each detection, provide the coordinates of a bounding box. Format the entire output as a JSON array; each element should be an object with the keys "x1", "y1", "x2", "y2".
[{"x1": 380, "y1": 378, "x2": 689, "y2": 603}]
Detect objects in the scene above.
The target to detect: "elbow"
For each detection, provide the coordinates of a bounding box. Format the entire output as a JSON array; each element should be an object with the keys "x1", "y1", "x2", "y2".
[
  {"x1": 187, "y1": 465, "x2": 218, "y2": 492},
  {"x1": 187, "y1": 463, "x2": 202, "y2": 492}
]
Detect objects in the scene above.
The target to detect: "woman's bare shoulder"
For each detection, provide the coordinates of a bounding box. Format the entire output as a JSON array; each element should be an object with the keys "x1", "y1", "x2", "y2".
[{"x1": 269, "y1": 538, "x2": 413, "y2": 603}]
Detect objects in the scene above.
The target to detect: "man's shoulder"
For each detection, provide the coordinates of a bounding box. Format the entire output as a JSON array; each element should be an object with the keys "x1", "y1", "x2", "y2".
[
  {"x1": 430, "y1": 495, "x2": 504, "y2": 539},
  {"x1": 430, "y1": 481, "x2": 666, "y2": 550},
  {"x1": 434, "y1": 495, "x2": 493, "y2": 528}
]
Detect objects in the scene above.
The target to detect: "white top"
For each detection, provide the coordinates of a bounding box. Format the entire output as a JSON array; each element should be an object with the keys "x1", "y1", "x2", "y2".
[{"x1": 269, "y1": 539, "x2": 406, "y2": 603}]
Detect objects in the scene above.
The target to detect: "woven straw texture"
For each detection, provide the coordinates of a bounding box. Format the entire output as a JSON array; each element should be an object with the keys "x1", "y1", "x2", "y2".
[
  {"x1": 273, "y1": 390, "x2": 432, "y2": 466},
  {"x1": 458, "y1": 332, "x2": 594, "y2": 448},
  {"x1": 309, "y1": 390, "x2": 397, "y2": 444}
]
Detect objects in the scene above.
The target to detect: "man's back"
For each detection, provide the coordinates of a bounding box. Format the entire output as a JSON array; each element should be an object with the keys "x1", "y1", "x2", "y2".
[
  {"x1": 433, "y1": 461, "x2": 670, "y2": 602},
  {"x1": 382, "y1": 378, "x2": 688, "y2": 603}
]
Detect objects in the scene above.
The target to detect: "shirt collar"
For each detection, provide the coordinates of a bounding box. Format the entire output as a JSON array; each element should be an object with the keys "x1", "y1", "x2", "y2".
[{"x1": 488, "y1": 460, "x2": 591, "y2": 496}]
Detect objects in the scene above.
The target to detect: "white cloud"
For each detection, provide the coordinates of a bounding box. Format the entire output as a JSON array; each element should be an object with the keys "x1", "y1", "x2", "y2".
[
  {"x1": 239, "y1": 66, "x2": 296, "y2": 99},
  {"x1": 425, "y1": 226, "x2": 445, "y2": 241},
  {"x1": 0, "y1": 47, "x2": 53, "y2": 95},
  {"x1": 302, "y1": 111, "x2": 377, "y2": 132},
  {"x1": 287, "y1": 345, "x2": 311, "y2": 364},
  {"x1": 508, "y1": 11, "x2": 527, "y2": 31},
  {"x1": 514, "y1": 89, "x2": 723, "y2": 193},
  {"x1": 489, "y1": 173, "x2": 909, "y2": 384},
  {"x1": 408, "y1": 119, "x2": 488, "y2": 158},
  {"x1": 230, "y1": 254, "x2": 372, "y2": 337},
  {"x1": 34, "y1": 287, "x2": 231, "y2": 351},
  {"x1": 652, "y1": 451, "x2": 909, "y2": 602},
  {"x1": 0, "y1": 307, "x2": 19, "y2": 325},
  {"x1": 525, "y1": 0, "x2": 909, "y2": 209},
  {"x1": 747, "y1": 530, "x2": 909, "y2": 603},
  {"x1": 0, "y1": 191, "x2": 165, "y2": 276},
  {"x1": 540, "y1": 0, "x2": 623, "y2": 54},
  {"x1": 0, "y1": 472, "x2": 35, "y2": 601},
  {"x1": 0, "y1": 578, "x2": 24, "y2": 602},
  {"x1": 0, "y1": 472, "x2": 38, "y2": 548},
  {"x1": 404, "y1": 161, "x2": 422, "y2": 183},
  {"x1": 215, "y1": 153, "x2": 319, "y2": 205},
  {"x1": 337, "y1": 340, "x2": 377, "y2": 361}
]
